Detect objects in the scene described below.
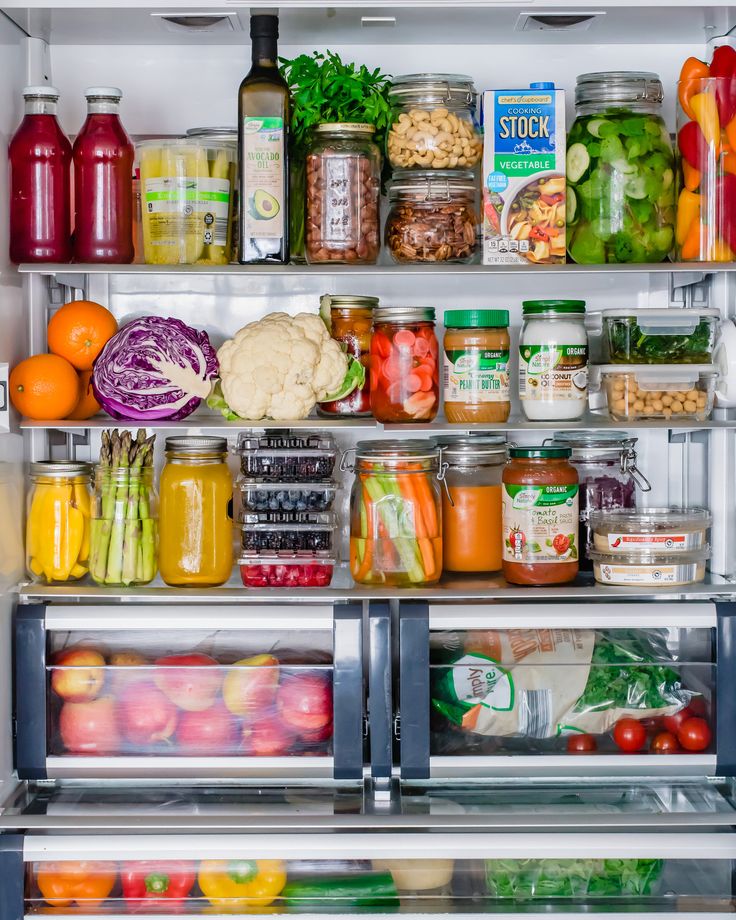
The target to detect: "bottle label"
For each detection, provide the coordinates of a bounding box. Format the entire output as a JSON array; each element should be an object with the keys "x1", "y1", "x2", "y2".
[
  {"x1": 503, "y1": 483, "x2": 579, "y2": 564},
  {"x1": 144, "y1": 177, "x2": 231, "y2": 248},
  {"x1": 606, "y1": 532, "x2": 700, "y2": 551},
  {"x1": 518, "y1": 344, "x2": 588, "y2": 400},
  {"x1": 594, "y1": 562, "x2": 700, "y2": 585},
  {"x1": 242, "y1": 116, "x2": 285, "y2": 240},
  {"x1": 443, "y1": 347, "x2": 510, "y2": 403}
]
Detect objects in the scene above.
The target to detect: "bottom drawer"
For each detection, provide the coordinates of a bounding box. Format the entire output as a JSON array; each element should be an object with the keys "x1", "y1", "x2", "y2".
[{"x1": 2, "y1": 830, "x2": 735, "y2": 917}]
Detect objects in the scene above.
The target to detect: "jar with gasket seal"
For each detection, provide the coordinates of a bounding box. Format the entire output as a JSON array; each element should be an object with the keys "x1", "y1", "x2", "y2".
[
  {"x1": 387, "y1": 73, "x2": 482, "y2": 170},
  {"x1": 386, "y1": 170, "x2": 479, "y2": 264}
]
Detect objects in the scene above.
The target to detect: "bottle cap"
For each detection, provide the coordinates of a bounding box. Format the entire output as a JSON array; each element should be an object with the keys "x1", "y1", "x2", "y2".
[
  {"x1": 84, "y1": 87, "x2": 123, "y2": 100},
  {"x1": 530, "y1": 82, "x2": 555, "y2": 90},
  {"x1": 251, "y1": 14, "x2": 279, "y2": 38},
  {"x1": 23, "y1": 85, "x2": 60, "y2": 100},
  {"x1": 523, "y1": 300, "x2": 586, "y2": 315}
]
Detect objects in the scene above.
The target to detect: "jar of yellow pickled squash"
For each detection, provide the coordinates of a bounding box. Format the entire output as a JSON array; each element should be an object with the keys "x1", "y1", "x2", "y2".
[
  {"x1": 159, "y1": 437, "x2": 233, "y2": 587},
  {"x1": 26, "y1": 462, "x2": 93, "y2": 584}
]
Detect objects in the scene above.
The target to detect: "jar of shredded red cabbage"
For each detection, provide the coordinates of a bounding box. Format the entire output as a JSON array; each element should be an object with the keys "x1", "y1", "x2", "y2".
[{"x1": 549, "y1": 432, "x2": 650, "y2": 570}]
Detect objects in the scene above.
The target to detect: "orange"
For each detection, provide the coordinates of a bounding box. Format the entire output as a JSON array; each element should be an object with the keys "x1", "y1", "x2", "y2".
[
  {"x1": 68, "y1": 370, "x2": 101, "y2": 420},
  {"x1": 47, "y1": 300, "x2": 118, "y2": 371},
  {"x1": 9, "y1": 354, "x2": 80, "y2": 420}
]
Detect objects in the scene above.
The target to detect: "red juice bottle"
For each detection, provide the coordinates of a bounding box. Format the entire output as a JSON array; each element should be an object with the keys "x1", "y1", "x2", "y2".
[
  {"x1": 73, "y1": 87, "x2": 134, "y2": 263},
  {"x1": 9, "y1": 86, "x2": 72, "y2": 263}
]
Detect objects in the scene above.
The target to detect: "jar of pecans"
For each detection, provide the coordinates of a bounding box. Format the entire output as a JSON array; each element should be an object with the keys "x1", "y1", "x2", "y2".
[{"x1": 385, "y1": 169, "x2": 479, "y2": 263}]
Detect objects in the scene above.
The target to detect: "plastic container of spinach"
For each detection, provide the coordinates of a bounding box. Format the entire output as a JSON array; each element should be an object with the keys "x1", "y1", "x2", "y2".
[
  {"x1": 566, "y1": 72, "x2": 675, "y2": 264},
  {"x1": 485, "y1": 858, "x2": 664, "y2": 900},
  {"x1": 603, "y1": 309, "x2": 720, "y2": 363}
]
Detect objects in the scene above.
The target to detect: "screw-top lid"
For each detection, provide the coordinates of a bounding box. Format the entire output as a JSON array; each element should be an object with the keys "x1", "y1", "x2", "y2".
[
  {"x1": 251, "y1": 13, "x2": 278, "y2": 37},
  {"x1": 327, "y1": 295, "x2": 379, "y2": 310},
  {"x1": 523, "y1": 300, "x2": 586, "y2": 315},
  {"x1": 374, "y1": 306, "x2": 435, "y2": 324},
  {"x1": 509, "y1": 446, "x2": 572, "y2": 459},
  {"x1": 530, "y1": 82, "x2": 555, "y2": 90},
  {"x1": 314, "y1": 122, "x2": 376, "y2": 135},
  {"x1": 445, "y1": 309, "x2": 509, "y2": 328},
  {"x1": 30, "y1": 461, "x2": 92, "y2": 478},
  {"x1": 23, "y1": 85, "x2": 59, "y2": 100},
  {"x1": 575, "y1": 72, "x2": 663, "y2": 109},
  {"x1": 84, "y1": 87, "x2": 123, "y2": 100},
  {"x1": 165, "y1": 436, "x2": 228, "y2": 453}
]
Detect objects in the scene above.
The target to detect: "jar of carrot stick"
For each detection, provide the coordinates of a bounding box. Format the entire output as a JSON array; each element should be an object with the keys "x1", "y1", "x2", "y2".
[{"x1": 344, "y1": 439, "x2": 443, "y2": 587}]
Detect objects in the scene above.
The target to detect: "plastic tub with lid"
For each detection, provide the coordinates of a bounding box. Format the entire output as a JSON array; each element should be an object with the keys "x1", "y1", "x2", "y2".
[
  {"x1": 589, "y1": 507, "x2": 711, "y2": 554},
  {"x1": 595, "y1": 364, "x2": 717, "y2": 421},
  {"x1": 589, "y1": 546, "x2": 709, "y2": 586},
  {"x1": 601, "y1": 308, "x2": 720, "y2": 364}
]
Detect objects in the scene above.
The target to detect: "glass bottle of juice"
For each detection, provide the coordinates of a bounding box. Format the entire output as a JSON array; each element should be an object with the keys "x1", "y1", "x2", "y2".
[
  {"x1": 73, "y1": 87, "x2": 134, "y2": 263},
  {"x1": 9, "y1": 86, "x2": 72, "y2": 263}
]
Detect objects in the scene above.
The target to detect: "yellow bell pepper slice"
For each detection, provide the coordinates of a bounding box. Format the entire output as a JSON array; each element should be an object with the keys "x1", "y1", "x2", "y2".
[{"x1": 690, "y1": 92, "x2": 721, "y2": 149}]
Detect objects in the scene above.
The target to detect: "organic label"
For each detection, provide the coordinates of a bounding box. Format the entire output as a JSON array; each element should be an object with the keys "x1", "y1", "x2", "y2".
[
  {"x1": 144, "y1": 177, "x2": 231, "y2": 248},
  {"x1": 594, "y1": 562, "x2": 701, "y2": 585},
  {"x1": 503, "y1": 482, "x2": 579, "y2": 563},
  {"x1": 443, "y1": 347, "x2": 510, "y2": 403},
  {"x1": 607, "y1": 532, "x2": 699, "y2": 551},
  {"x1": 518, "y1": 344, "x2": 588, "y2": 401},
  {"x1": 242, "y1": 116, "x2": 284, "y2": 240}
]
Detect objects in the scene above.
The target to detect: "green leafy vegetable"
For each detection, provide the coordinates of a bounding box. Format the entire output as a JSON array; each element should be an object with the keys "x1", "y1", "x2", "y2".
[
  {"x1": 606, "y1": 316, "x2": 716, "y2": 363},
  {"x1": 486, "y1": 858, "x2": 664, "y2": 900}
]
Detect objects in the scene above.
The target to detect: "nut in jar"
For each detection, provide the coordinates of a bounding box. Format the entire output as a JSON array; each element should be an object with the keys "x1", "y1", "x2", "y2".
[
  {"x1": 598, "y1": 364, "x2": 717, "y2": 421},
  {"x1": 386, "y1": 170, "x2": 479, "y2": 264},
  {"x1": 387, "y1": 74, "x2": 482, "y2": 170}
]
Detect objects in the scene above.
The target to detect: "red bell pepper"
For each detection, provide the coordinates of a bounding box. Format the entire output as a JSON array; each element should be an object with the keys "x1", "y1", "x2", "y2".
[
  {"x1": 716, "y1": 173, "x2": 736, "y2": 252},
  {"x1": 710, "y1": 45, "x2": 736, "y2": 125},
  {"x1": 121, "y1": 862, "x2": 196, "y2": 911},
  {"x1": 678, "y1": 119, "x2": 710, "y2": 170}
]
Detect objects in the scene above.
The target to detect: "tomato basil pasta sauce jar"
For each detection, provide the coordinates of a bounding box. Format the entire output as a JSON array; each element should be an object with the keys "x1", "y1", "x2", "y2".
[{"x1": 502, "y1": 446, "x2": 579, "y2": 586}]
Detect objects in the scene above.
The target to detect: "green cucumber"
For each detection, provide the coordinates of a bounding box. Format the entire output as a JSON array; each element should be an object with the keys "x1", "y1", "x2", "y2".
[
  {"x1": 566, "y1": 143, "x2": 590, "y2": 183},
  {"x1": 566, "y1": 186, "x2": 577, "y2": 224},
  {"x1": 282, "y1": 872, "x2": 400, "y2": 910},
  {"x1": 586, "y1": 118, "x2": 612, "y2": 138}
]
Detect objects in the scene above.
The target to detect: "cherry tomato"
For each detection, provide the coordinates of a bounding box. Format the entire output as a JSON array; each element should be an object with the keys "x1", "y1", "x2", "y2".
[
  {"x1": 663, "y1": 706, "x2": 693, "y2": 735},
  {"x1": 613, "y1": 718, "x2": 647, "y2": 753},
  {"x1": 566, "y1": 733, "x2": 597, "y2": 754},
  {"x1": 651, "y1": 731, "x2": 680, "y2": 754},
  {"x1": 677, "y1": 717, "x2": 712, "y2": 752}
]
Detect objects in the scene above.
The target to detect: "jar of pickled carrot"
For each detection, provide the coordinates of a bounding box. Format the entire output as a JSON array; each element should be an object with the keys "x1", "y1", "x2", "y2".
[
  {"x1": 345, "y1": 439, "x2": 443, "y2": 586},
  {"x1": 370, "y1": 307, "x2": 439, "y2": 423},
  {"x1": 318, "y1": 294, "x2": 377, "y2": 417},
  {"x1": 502, "y1": 446, "x2": 579, "y2": 586},
  {"x1": 159, "y1": 436, "x2": 233, "y2": 587},
  {"x1": 436, "y1": 435, "x2": 506, "y2": 573}
]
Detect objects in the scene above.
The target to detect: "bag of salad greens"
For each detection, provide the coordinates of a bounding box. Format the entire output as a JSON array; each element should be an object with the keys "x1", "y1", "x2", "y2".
[{"x1": 431, "y1": 628, "x2": 693, "y2": 738}]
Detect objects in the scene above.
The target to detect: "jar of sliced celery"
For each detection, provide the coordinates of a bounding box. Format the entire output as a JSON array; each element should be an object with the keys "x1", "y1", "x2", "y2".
[{"x1": 566, "y1": 72, "x2": 675, "y2": 264}]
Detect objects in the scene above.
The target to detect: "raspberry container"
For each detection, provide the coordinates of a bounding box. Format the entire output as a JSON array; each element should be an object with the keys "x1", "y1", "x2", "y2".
[
  {"x1": 240, "y1": 513, "x2": 336, "y2": 553},
  {"x1": 238, "y1": 555, "x2": 336, "y2": 588},
  {"x1": 236, "y1": 433, "x2": 338, "y2": 482},
  {"x1": 238, "y1": 481, "x2": 339, "y2": 514}
]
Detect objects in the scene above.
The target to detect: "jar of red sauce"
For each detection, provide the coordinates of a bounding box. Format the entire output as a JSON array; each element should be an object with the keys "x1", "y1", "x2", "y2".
[
  {"x1": 370, "y1": 307, "x2": 439, "y2": 423},
  {"x1": 318, "y1": 294, "x2": 377, "y2": 417},
  {"x1": 502, "y1": 446, "x2": 579, "y2": 586}
]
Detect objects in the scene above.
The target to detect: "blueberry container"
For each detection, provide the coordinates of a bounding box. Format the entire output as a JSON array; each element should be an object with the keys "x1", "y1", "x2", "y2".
[{"x1": 238, "y1": 481, "x2": 339, "y2": 514}]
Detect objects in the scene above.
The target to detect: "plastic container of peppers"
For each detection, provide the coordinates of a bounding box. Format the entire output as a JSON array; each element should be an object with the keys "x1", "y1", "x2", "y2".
[{"x1": 677, "y1": 47, "x2": 736, "y2": 261}]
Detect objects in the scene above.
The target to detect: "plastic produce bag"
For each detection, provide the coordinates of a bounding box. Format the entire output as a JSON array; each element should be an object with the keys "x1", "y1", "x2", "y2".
[{"x1": 485, "y1": 858, "x2": 664, "y2": 900}]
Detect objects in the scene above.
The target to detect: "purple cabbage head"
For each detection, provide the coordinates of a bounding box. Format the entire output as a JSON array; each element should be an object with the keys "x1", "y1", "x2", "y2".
[{"x1": 92, "y1": 316, "x2": 219, "y2": 421}]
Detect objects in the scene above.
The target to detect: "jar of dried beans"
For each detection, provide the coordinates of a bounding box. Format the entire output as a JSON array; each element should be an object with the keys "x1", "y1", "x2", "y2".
[
  {"x1": 385, "y1": 170, "x2": 479, "y2": 263},
  {"x1": 305, "y1": 122, "x2": 381, "y2": 264}
]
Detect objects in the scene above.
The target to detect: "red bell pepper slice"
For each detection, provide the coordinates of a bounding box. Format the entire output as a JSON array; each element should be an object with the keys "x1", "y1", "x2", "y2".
[
  {"x1": 710, "y1": 45, "x2": 736, "y2": 125},
  {"x1": 716, "y1": 173, "x2": 736, "y2": 252},
  {"x1": 121, "y1": 862, "x2": 196, "y2": 911},
  {"x1": 678, "y1": 119, "x2": 710, "y2": 171}
]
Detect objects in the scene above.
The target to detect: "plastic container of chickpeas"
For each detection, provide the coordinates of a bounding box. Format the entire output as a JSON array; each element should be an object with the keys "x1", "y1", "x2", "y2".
[{"x1": 597, "y1": 364, "x2": 717, "y2": 421}]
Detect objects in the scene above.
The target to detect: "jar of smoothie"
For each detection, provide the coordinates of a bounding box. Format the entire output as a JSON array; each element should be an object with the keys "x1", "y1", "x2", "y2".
[
  {"x1": 436, "y1": 435, "x2": 506, "y2": 573},
  {"x1": 159, "y1": 437, "x2": 233, "y2": 586},
  {"x1": 519, "y1": 300, "x2": 588, "y2": 421},
  {"x1": 502, "y1": 446, "x2": 579, "y2": 586},
  {"x1": 443, "y1": 310, "x2": 510, "y2": 423}
]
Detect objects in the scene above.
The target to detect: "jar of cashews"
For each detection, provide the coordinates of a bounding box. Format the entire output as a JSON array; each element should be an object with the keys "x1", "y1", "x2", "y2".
[{"x1": 387, "y1": 73, "x2": 482, "y2": 171}]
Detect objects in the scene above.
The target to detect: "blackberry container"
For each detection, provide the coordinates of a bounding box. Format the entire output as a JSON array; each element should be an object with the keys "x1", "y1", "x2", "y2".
[
  {"x1": 240, "y1": 513, "x2": 336, "y2": 553},
  {"x1": 236, "y1": 433, "x2": 337, "y2": 482}
]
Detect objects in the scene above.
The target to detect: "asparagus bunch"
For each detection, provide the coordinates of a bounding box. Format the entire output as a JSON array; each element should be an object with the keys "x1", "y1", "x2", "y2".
[{"x1": 90, "y1": 429, "x2": 157, "y2": 586}]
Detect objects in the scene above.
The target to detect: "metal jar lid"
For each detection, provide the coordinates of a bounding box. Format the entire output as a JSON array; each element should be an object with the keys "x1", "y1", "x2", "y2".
[
  {"x1": 314, "y1": 122, "x2": 376, "y2": 135},
  {"x1": 575, "y1": 72, "x2": 664, "y2": 109},
  {"x1": 326, "y1": 294, "x2": 379, "y2": 311},
  {"x1": 30, "y1": 461, "x2": 92, "y2": 478},
  {"x1": 389, "y1": 73, "x2": 477, "y2": 106},
  {"x1": 434, "y1": 435, "x2": 507, "y2": 466},
  {"x1": 165, "y1": 436, "x2": 228, "y2": 454},
  {"x1": 550, "y1": 431, "x2": 651, "y2": 490},
  {"x1": 354, "y1": 439, "x2": 439, "y2": 462},
  {"x1": 374, "y1": 306, "x2": 435, "y2": 324}
]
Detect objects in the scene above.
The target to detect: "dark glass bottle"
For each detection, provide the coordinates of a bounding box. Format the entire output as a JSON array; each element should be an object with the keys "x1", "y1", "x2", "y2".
[
  {"x1": 238, "y1": 14, "x2": 290, "y2": 263},
  {"x1": 73, "y1": 87, "x2": 134, "y2": 263}
]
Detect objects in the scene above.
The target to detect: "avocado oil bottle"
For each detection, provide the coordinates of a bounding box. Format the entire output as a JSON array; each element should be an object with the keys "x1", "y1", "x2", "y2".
[{"x1": 238, "y1": 13, "x2": 290, "y2": 263}]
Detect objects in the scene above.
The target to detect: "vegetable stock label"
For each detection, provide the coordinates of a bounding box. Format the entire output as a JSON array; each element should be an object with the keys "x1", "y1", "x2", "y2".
[
  {"x1": 443, "y1": 347, "x2": 510, "y2": 402},
  {"x1": 492, "y1": 92, "x2": 558, "y2": 176},
  {"x1": 503, "y1": 483, "x2": 579, "y2": 564},
  {"x1": 518, "y1": 344, "x2": 588, "y2": 401},
  {"x1": 243, "y1": 116, "x2": 284, "y2": 239}
]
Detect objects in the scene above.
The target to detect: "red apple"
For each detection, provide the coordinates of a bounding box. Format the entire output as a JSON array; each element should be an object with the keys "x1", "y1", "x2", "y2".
[
  {"x1": 51, "y1": 647, "x2": 106, "y2": 702},
  {"x1": 276, "y1": 674, "x2": 333, "y2": 734},
  {"x1": 154, "y1": 653, "x2": 222, "y2": 711},
  {"x1": 301, "y1": 720, "x2": 334, "y2": 744},
  {"x1": 59, "y1": 696, "x2": 120, "y2": 755},
  {"x1": 222, "y1": 654, "x2": 279, "y2": 718},
  {"x1": 119, "y1": 681, "x2": 178, "y2": 746},
  {"x1": 243, "y1": 717, "x2": 295, "y2": 756},
  {"x1": 176, "y1": 703, "x2": 237, "y2": 755}
]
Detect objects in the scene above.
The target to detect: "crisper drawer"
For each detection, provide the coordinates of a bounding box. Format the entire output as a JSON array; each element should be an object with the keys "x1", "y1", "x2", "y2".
[
  {"x1": 14, "y1": 603, "x2": 364, "y2": 781},
  {"x1": 399, "y1": 601, "x2": 736, "y2": 780},
  {"x1": 1, "y1": 830, "x2": 735, "y2": 917}
]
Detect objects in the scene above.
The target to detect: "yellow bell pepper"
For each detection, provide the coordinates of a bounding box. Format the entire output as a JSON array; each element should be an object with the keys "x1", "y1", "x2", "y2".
[
  {"x1": 690, "y1": 91, "x2": 721, "y2": 149},
  {"x1": 198, "y1": 860, "x2": 286, "y2": 908},
  {"x1": 676, "y1": 188, "x2": 701, "y2": 247}
]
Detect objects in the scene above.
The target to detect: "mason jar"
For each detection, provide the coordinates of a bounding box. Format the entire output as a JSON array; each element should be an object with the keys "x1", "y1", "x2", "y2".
[
  {"x1": 26, "y1": 462, "x2": 93, "y2": 584},
  {"x1": 550, "y1": 431, "x2": 651, "y2": 570},
  {"x1": 566, "y1": 72, "x2": 676, "y2": 264},
  {"x1": 386, "y1": 169, "x2": 479, "y2": 263},
  {"x1": 386, "y1": 73, "x2": 482, "y2": 170},
  {"x1": 318, "y1": 294, "x2": 377, "y2": 418},
  {"x1": 344, "y1": 439, "x2": 444, "y2": 587},
  {"x1": 305, "y1": 123, "x2": 381, "y2": 264},
  {"x1": 435, "y1": 435, "x2": 507, "y2": 573}
]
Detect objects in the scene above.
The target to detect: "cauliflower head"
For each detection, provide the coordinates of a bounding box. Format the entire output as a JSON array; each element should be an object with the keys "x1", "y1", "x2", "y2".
[{"x1": 216, "y1": 312, "x2": 348, "y2": 420}]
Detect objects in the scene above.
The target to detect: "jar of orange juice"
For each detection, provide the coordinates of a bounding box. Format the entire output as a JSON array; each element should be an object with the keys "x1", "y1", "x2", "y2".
[
  {"x1": 436, "y1": 435, "x2": 506, "y2": 573},
  {"x1": 159, "y1": 437, "x2": 233, "y2": 586}
]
